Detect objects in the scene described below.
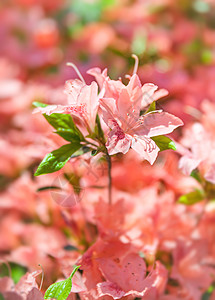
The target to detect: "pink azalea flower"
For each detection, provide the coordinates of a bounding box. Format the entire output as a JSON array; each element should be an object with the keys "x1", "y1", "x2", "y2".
[
  {"x1": 34, "y1": 78, "x2": 100, "y2": 132},
  {"x1": 98, "y1": 75, "x2": 183, "y2": 164},
  {"x1": 80, "y1": 237, "x2": 167, "y2": 300},
  {"x1": 88, "y1": 58, "x2": 183, "y2": 163},
  {"x1": 0, "y1": 271, "x2": 43, "y2": 300},
  {"x1": 171, "y1": 239, "x2": 215, "y2": 300},
  {"x1": 179, "y1": 122, "x2": 215, "y2": 184},
  {"x1": 97, "y1": 257, "x2": 167, "y2": 299}
]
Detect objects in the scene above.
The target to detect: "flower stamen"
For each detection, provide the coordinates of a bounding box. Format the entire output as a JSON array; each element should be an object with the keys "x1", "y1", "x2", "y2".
[
  {"x1": 132, "y1": 54, "x2": 139, "y2": 75},
  {"x1": 66, "y1": 62, "x2": 86, "y2": 84}
]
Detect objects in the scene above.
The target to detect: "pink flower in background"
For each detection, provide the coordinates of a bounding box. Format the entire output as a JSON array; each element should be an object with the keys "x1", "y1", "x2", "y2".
[
  {"x1": 0, "y1": 271, "x2": 43, "y2": 300},
  {"x1": 80, "y1": 238, "x2": 168, "y2": 299},
  {"x1": 179, "y1": 122, "x2": 215, "y2": 184},
  {"x1": 171, "y1": 239, "x2": 215, "y2": 300}
]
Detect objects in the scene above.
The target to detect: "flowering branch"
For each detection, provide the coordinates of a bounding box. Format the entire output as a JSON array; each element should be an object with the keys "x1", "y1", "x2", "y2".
[{"x1": 33, "y1": 59, "x2": 183, "y2": 207}]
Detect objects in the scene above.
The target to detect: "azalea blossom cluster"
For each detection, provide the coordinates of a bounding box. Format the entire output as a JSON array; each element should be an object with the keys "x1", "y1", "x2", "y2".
[{"x1": 35, "y1": 58, "x2": 183, "y2": 169}]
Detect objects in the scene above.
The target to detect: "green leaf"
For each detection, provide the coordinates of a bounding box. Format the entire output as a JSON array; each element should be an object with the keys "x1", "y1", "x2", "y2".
[
  {"x1": 33, "y1": 101, "x2": 84, "y2": 142},
  {"x1": 70, "y1": 0, "x2": 115, "y2": 24},
  {"x1": 71, "y1": 146, "x2": 92, "y2": 158},
  {"x1": 95, "y1": 114, "x2": 105, "y2": 142},
  {"x1": 190, "y1": 169, "x2": 202, "y2": 183},
  {"x1": 91, "y1": 149, "x2": 98, "y2": 156},
  {"x1": 55, "y1": 129, "x2": 83, "y2": 142},
  {"x1": 11, "y1": 263, "x2": 28, "y2": 284},
  {"x1": 64, "y1": 173, "x2": 82, "y2": 195},
  {"x1": 201, "y1": 282, "x2": 215, "y2": 300},
  {"x1": 97, "y1": 115, "x2": 105, "y2": 139},
  {"x1": 44, "y1": 114, "x2": 84, "y2": 141},
  {"x1": 44, "y1": 265, "x2": 80, "y2": 300},
  {"x1": 178, "y1": 189, "x2": 205, "y2": 205},
  {"x1": 69, "y1": 265, "x2": 81, "y2": 278},
  {"x1": 87, "y1": 115, "x2": 105, "y2": 142},
  {"x1": 146, "y1": 101, "x2": 156, "y2": 113},
  {"x1": 34, "y1": 143, "x2": 82, "y2": 176},
  {"x1": 64, "y1": 245, "x2": 79, "y2": 251},
  {"x1": 0, "y1": 262, "x2": 27, "y2": 284},
  {"x1": 0, "y1": 293, "x2": 4, "y2": 300},
  {"x1": 151, "y1": 135, "x2": 176, "y2": 151},
  {"x1": 33, "y1": 101, "x2": 48, "y2": 108},
  {"x1": 44, "y1": 113, "x2": 75, "y2": 131},
  {"x1": 37, "y1": 186, "x2": 61, "y2": 192},
  {"x1": 49, "y1": 119, "x2": 84, "y2": 142},
  {"x1": 44, "y1": 277, "x2": 72, "y2": 300},
  {"x1": 201, "y1": 50, "x2": 213, "y2": 65}
]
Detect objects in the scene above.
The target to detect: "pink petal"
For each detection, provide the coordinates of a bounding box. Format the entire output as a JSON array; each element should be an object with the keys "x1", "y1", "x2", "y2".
[
  {"x1": 98, "y1": 253, "x2": 147, "y2": 293},
  {"x1": 15, "y1": 271, "x2": 42, "y2": 296},
  {"x1": 153, "y1": 88, "x2": 169, "y2": 101},
  {"x1": 2, "y1": 292, "x2": 23, "y2": 300},
  {"x1": 64, "y1": 79, "x2": 85, "y2": 105},
  {"x1": 136, "y1": 112, "x2": 183, "y2": 137},
  {"x1": 179, "y1": 156, "x2": 201, "y2": 176},
  {"x1": 99, "y1": 97, "x2": 117, "y2": 127},
  {"x1": 87, "y1": 67, "x2": 107, "y2": 89},
  {"x1": 27, "y1": 288, "x2": 44, "y2": 300},
  {"x1": 70, "y1": 271, "x2": 87, "y2": 293},
  {"x1": 117, "y1": 89, "x2": 140, "y2": 129},
  {"x1": 131, "y1": 136, "x2": 159, "y2": 165},
  {"x1": 104, "y1": 79, "x2": 124, "y2": 99},
  {"x1": 88, "y1": 67, "x2": 124, "y2": 99},
  {"x1": 127, "y1": 74, "x2": 142, "y2": 94},
  {"x1": 141, "y1": 83, "x2": 158, "y2": 108},
  {"x1": 205, "y1": 164, "x2": 215, "y2": 184},
  {"x1": 77, "y1": 81, "x2": 99, "y2": 130},
  {"x1": 33, "y1": 105, "x2": 72, "y2": 115},
  {"x1": 0, "y1": 277, "x2": 14, "y2": 293},
  {"x1": 106, "y1": 128, "x2": 131, "y2": 155},
  {"x1": 97, "y1": 282, "x2": 125, "y2": 299}
]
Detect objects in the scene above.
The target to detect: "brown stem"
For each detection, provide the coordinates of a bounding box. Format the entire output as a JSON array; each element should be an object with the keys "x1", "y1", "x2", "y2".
[{"x1": 106, "y1": 153, "x2": 112, "y2": 206}]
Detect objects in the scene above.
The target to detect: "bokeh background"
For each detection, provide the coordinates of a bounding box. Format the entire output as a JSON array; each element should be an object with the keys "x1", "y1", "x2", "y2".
[{"x1": 1, "y1": 0, "x2": 215, "y2": 299}]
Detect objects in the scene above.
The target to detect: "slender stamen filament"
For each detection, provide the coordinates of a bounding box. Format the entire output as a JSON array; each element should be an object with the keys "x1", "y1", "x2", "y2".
[
  {"x1": 38, "y1": 264, "x2": 44, "y2": 291},
  {"x1": 132, "y1": 54, "x2": 139, "y2": 75},
  {"x1": 66, "y1": 62, "x2": 86, "y2": 84}
]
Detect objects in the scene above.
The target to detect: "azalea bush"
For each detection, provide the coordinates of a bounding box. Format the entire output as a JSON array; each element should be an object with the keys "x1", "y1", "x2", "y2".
[{"x1": 1, "y1": 0, "x2": 215, "y2": 300}]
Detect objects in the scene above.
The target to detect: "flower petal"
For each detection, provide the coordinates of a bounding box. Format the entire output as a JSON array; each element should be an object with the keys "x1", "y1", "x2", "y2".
[
  {"x1": 205, "y1": 164, "x2": 215, "y2": 184},
  {"x1": 117, "y1": 88, "x2": 140, "y2": 129},
  {"x1": 33, "y1": 105, "x2": 71, "y2": 115},
  {"x1": 131, "y1": 136, "x2": 159, "y2": 165},
  {"x1": 153, "y1": 88, "x2": 169, "y2": 101},
  {"x1": 135, "y1": 112, "x2": 183, "y2": 137},
  {"x1": 141, "y1": 83, "x2": 158, "y2": 108},
  {"x1": 99, "y1": 97, "x2": 117, "y2": 127},
  {"x1": 64, "y1": 79, "x2": 85, "y2": 105},
  {"x1": 87, "y1": 67, "x2": 107, "y2": 90},
  {"x1": 179, "y1": 156, "x2": 201, "y2": 176},
  {"x1": 106, "y1": 131, "x2": 131, "y2": 155},
  {"x1": 77, "y1": 81, "x2": 99, "y2": 130},
  {"x1": 97, "y1": 282, "x2": 125, "y2": 299}
]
